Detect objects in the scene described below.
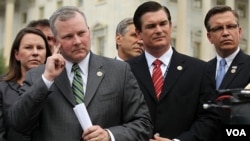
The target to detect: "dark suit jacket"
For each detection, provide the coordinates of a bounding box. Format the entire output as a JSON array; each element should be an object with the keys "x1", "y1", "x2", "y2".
[
  {"x1": 208, "y1": 50, "x2": 250, "y2": 90},
  {"x1": 209, "y1": 50, "x2": 250, "y2": 119},
  {"x1": 208, "y1": 50, "x2": 250, "y2": 139},
  {"x1": 7, "y1": 53, "x2": 152, "y2": 141},
  {"x1": 127, "y1": 49, "x2": 220, "y2": 141},
  {"x1": 0, "y1": 81, "x2": 30, "y2": 141}
]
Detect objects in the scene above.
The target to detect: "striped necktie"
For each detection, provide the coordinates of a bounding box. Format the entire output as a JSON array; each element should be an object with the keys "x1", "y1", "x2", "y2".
[
  {"x1": 152, "y1": 59, "x2": 164, "y2": 100},
  {"x1": 72, "y1": 64, "x2": 84, "y2": 104}
]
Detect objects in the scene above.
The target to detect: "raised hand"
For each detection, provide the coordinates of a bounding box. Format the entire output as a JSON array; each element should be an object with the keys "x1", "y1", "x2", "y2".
[{"x1": 43, "y1": 44, "x2": 65, "y2": 81}]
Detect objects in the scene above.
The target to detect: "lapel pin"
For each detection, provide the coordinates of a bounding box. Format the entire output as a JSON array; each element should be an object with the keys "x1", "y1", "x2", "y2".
[
  {"x1": 232, "y1": 66, "x2": 237, "y2": 69},
  {"x1": 177, "y1": 66, "x2": 182, "y2": 71},
  {"x1": 231, "y1": 69, "x2": 236, "y2": 73},
  {"x1": 97, "y1": 71, "x2": 103, "y2": 77},
  {"x1": 231, "y1": 66, "x2": 237, "y2": 73}
]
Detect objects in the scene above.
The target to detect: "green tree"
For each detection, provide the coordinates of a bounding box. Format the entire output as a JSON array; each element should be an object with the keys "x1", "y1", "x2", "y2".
[{"x1": 0, "y1": 48, "x2": 7, "y2": 76}]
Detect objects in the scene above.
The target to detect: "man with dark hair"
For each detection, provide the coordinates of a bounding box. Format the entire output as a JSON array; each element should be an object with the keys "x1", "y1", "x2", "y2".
[
  {"x1": 127, "y1": 1, "x2": 220, "y2": 141},
  {"x1": 205, "y1": 5, "x2": 250, "y2": 140},
  {"x1": 205, "y1": 5, "x2": 250, "y2": 92}
]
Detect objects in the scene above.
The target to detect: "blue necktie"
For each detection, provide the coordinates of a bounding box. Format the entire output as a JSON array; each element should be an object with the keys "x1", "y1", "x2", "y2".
[
  {"x1": 72, "y1": 64, "x2": 84, "y2": 104},
  {"x1": 216, "y1": 59, "x2": 226, "y2": 90}
]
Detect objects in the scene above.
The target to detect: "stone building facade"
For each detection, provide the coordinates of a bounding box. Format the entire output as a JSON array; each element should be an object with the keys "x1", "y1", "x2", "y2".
[{"x1": 0, "y1": 0, "x2": 249, "y2": 66}]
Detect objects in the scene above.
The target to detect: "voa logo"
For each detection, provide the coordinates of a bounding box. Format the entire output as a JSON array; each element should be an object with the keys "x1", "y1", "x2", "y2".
[{"x1": 226, "y1": 129, "x2": 246, "y2": 136}]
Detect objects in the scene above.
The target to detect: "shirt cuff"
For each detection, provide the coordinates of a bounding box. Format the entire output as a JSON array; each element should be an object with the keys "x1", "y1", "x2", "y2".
[
  {"x1": 106, "y1": 129, "x2": 115, "y2": 141},
  {"x1": 42, "y1": 74, "x2": 54, "y2": 88}
]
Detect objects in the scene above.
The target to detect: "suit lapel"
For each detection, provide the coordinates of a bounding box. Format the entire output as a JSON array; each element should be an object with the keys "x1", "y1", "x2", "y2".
[
  {"x1": 84, "y1": 54, "x2": 104, "y2": 107},
  {"x1": 54, "y1": 54, "x2": 105, "y2": 107},
  {"x1": 208, "y1": 58, "x2": 217, "y2": 89},
  {"x1": 131, "y1": 51, "x2": 187, "y2": 101},
  {"x1": 160, "y1": 51, "x2": 186, "y2": 100},
  {"x1": 208, "y1": 58, "x2": 217, "y2": 77},
  {"x1": 55, "y1": 69, "x2": 76, "y2": 106},
  {"x1": 132, "y1": 55, "x2": 156, "y2": 100},
  {"x1": 220, "y1": 51, "x2": 246, "y2": 89}
]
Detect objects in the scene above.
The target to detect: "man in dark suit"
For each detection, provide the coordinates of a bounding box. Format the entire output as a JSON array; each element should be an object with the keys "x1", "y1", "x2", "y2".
[
  {"x1": 205, "y1": 5, "x2": 250, "y2": 140},
  {"x1": 205, "y1": 5, "x2": 250, "y2": 92},
  {"x1": 7, "y1": 6, "x2": 152, "y2": 141},
  {"x1": 127, "y1": 1, "x2": 220, "y2": 141}
]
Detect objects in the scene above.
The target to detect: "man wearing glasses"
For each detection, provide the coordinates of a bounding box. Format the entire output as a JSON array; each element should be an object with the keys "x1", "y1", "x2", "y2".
[{"x1": 204, "y1": 5, "x2": 250, "y2": 141}]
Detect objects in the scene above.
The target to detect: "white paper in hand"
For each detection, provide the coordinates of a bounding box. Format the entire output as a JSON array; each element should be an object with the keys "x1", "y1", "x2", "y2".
[{"x1": 73, "y1": 103, "x2": 93, "y2": 130}]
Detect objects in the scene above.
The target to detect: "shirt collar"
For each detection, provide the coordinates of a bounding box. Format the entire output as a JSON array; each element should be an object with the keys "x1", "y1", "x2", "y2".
[
  {"x1": 216, "y1": 47, "x2": 240, "y2": 66},
  {"x1": 66, "y1": 52, "x2": 90, "y2": 76},
  {"x1": 116, "y1": 56, "x2": 124, "y2": 61},
  {"x1": 145, "y1": 46, "x2": 173, "y2": 68}
]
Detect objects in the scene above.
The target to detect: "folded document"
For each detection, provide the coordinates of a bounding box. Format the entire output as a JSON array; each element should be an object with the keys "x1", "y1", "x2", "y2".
[{"x1": 73, "y1": 103, "x2": 93, "y2": 130}]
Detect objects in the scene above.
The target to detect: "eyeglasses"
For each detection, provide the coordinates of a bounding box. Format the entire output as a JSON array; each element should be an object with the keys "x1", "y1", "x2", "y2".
[{"x1": 209, "y1": 23, "x2": 239, "y2": 33}]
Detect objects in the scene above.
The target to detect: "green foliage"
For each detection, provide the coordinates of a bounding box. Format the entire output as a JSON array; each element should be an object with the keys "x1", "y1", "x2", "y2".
[{"x1": 0, "y1": 48, "x2": 7, "y2": 76}]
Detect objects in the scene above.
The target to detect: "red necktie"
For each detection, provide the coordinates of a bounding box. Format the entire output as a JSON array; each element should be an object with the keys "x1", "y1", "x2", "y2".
[{"x1": 152, "y1": 59, "x2": 163, "y2": 100}]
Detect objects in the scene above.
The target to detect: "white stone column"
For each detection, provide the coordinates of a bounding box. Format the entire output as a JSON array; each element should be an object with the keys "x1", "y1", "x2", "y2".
[
  {"x1": 176, "y1": 0, "x2": 188, "y2": 54},
  {"x1": 200, "y1": 0, "x2": 214, "y2": 61},
  {"x1": 3, "y1": 0, "x2": 15, "y2": 66}
]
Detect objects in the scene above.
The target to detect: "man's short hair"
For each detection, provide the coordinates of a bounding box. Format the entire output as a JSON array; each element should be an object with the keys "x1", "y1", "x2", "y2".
[
  {"x1": 27, "y1": 19, "x2": 50, "y2": 28},
  {"x1": 116, "y1": 18, "x2": 133, "y2": 36}
]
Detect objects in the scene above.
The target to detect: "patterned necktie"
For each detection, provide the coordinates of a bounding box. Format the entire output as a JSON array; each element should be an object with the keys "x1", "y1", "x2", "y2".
[
  {"x1": 72, "y1": 64, "x2": 84, "y2": 104},
  {"x1": 152, "y1": 59, "x2": 164, "y2": 100},
  {"x1": 216, "y1": 58, "x2": 227, "y2": 90}
]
